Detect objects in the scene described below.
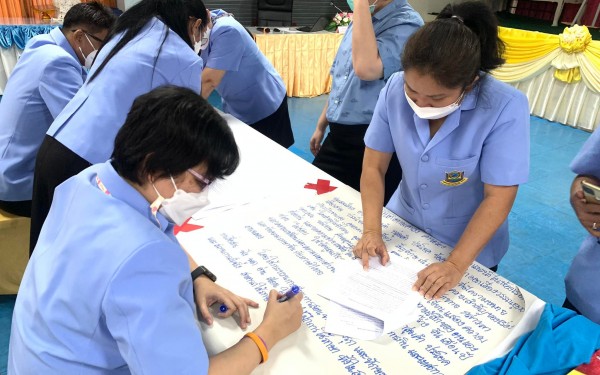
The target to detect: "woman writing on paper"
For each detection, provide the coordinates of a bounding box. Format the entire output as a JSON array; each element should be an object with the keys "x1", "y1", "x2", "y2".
[
  {"x1": 10, "y1": 87, "x2": 304, "y2": 373},
  {"x1": 353, "y1": 2, "x2": 530, "y2": 300}
]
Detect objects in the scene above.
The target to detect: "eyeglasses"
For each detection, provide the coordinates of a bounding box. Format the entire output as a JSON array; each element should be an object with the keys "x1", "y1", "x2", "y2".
[
  {"x1": 71, "y1": 29, "x2": 105, "y2": 44},
  {"x1": 187, "y1": 169, "x2": 212, "y2": 189}
]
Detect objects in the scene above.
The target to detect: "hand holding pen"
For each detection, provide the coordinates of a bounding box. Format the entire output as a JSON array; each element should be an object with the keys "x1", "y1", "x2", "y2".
[{"x1": 220, "y1": 285, "x2": 301, "y2": 313}]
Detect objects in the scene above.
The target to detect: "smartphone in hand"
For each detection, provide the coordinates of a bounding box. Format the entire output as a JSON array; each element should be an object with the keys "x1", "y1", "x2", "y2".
[{"x1": 582, "y1": 180, "x2": 600, "y2": 204}]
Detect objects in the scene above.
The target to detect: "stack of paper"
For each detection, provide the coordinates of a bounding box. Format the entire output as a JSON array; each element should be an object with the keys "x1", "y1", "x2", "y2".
[{"x1": 319, "y1": 256, "x2": 422, "y2": 340}]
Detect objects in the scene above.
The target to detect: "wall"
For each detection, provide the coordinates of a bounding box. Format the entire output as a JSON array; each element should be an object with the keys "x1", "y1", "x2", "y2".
[
  {"x1": 202, "y1": 0, "x2": 350, "y2": 27},
  {"x1": 115, "y1": 0, "x2": 433, "y2": 25}
]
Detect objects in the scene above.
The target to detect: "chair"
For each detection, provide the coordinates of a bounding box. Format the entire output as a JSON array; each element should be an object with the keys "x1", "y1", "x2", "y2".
[
  {"x1": 257, "y1": 0, "x2": 293, "y2": 26},
  {"x1": 530, "y1": 0, "x2": 584, "y2": 26},
  {"x1": 0, "y1": 208, "x2": 29, "y2": 294}
]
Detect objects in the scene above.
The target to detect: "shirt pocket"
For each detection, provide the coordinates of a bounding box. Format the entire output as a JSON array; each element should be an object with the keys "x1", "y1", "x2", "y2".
[
  {"x1": 435, "y1": 155, "x2": 478, "y2": 169},
  {"x1": 434, "y1": 155, "x2": 481, "y2": 224}
]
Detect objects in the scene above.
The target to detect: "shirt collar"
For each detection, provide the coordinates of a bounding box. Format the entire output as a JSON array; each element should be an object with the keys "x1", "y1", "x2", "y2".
[
  {"x1": 210, "y1": 9, "x2": 230, "y2": 20},
  {"x1": 51, "y1": 27, "x2": 81, "y2": 67},
  {"x1": 460, "y1": 78, "x2": 481, "y2": 112},
  {"x1": 373, "y1": 0, "x2": 407, "y2": 21},
  {"x1": 94, "y1": 161, "x2": 173, "y2": 234}
]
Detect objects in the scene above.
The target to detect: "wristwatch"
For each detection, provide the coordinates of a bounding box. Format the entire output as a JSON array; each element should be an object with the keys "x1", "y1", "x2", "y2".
[{"x1": 191, "y1": 265, "x2": 217, "y2": 282}]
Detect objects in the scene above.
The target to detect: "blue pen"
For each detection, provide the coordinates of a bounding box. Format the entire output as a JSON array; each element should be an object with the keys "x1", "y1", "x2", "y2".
[
  {"x1": 219, "y1": 304, "x2": 228, "y2": 313},
  {"x1": 278, "y1": 285, "x2": 300, "y2": 302}
]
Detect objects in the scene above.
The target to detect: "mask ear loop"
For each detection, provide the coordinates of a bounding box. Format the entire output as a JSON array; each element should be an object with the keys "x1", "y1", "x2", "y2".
[{"x1": 150, "y1": 183, "x2": 165, "y2": 228}]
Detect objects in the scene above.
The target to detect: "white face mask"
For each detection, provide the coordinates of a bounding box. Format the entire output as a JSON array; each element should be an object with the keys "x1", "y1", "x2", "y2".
[
  {"x1": 193, "y1": 37, "x2": 202, "y2": 54},
  {"x1": 79, "y1": 33, "x2": 97, "y2": 70},
  {"x1": 200, "y1": 27, "x2": 211, "y2": 51},
  {"x1": 404, "y1": 89, "x2": 464, "y2": 120},
  {"x1": 152, "y1": 176, "x2": 210, "y2": 226}
]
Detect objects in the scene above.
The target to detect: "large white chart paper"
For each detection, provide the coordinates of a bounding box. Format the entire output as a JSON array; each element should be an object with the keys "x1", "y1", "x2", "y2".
[{"x1": 179, "y1": 187, "x2": 544, "y2": 375}]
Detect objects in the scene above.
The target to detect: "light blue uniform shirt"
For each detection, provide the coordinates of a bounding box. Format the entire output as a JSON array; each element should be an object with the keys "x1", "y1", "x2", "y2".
[
  {"x1": 326, "y1": 0, "x2": 422, "y2": 125},
  {"x1": 365, "y1": 72, "x2": 530, "y2": 267},
  {"x1": 47, "y1": 18, "x2": 203, "y2": 164},
  {"x1": 565, "y1": 127, "x2": 600, "y2": 324},
  {"x1": 0, "y1": 27, "x2": 85, "y2": 201},
  {"x1": 200, "y1": 10, "x2": 285, "y2": 124},
  {"x1": 8, "y1": 161, "x2": 208, "y2": 374}
]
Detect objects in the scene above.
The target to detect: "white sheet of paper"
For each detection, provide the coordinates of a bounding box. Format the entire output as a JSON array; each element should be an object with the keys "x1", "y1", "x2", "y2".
[
  {"x1": 320, "y1": 256, "x2": 422, "y2": 336},
  {"x1": 325, "y1": 300, "x2": 384, "y2": 340}
]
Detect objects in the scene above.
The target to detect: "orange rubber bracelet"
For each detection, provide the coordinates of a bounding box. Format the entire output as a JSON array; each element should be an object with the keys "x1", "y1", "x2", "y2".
[{"x1": 244, "y1": 332, "x2": 269, "y2": 363}]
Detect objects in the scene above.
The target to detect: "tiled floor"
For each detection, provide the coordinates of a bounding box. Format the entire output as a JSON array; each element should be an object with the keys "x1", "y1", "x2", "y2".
[{"x1": 0, "y1": 95, "x2": 591, "y2": 373}]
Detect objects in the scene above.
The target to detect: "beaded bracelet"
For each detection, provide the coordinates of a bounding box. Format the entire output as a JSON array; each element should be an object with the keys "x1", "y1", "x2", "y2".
[{"x1": 244, "y1": 332, "x2": 269, "y2": 363}]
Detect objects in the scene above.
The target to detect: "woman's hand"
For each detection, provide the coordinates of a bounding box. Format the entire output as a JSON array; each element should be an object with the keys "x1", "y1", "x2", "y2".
[
  {"x1": 193, "y1": 276, "x2": 259, "y2": 329},
  {"x1": 309, "y1": 127, "x2": 326, "y2": 156},
  {"x1": 571, "y1": 180, "x2": 600, "y2": 237},
  {"x1": 254, "y1": 290, "x2": 304, "y2": 349},
  {"x1": 412, "y1": 260, "x2": 465, "y2": 300},
  {"x1": 353, "y1": 230, "x2": 389, "y2": 270}
]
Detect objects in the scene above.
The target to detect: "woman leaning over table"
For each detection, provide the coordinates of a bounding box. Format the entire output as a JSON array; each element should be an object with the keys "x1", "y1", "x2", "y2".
[
  {"x1": 353, "y1": 1, "x2": 530, "y2": 300},
  {"x1": 200, "y1": 9, "x2": 294, "y2": 148},
  {"x1": 30, "y1": 0, "x2": 211, "y2": 253}
]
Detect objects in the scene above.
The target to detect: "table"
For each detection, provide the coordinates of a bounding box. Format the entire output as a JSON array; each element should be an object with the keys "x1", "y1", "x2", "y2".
[
  {"x1": 0, "y1": 19, "x2": 57, "y2": 94},
  {"x1": 248, "y1": 27, "x2": 344, "y2": 98},
  {"x1": 493, "y1": 26, "x2": 600, "y2": 131},
  {"x1": 176, "y1": 113, "x2": 546, "y2": 374}
]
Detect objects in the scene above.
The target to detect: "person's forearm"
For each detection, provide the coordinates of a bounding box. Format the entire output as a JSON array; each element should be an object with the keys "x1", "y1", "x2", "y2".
[
  {"x1": 360, "y1": 165, "x2": 385, "y2": 234},
  {"x1": 351, "y1": 0, "x2": 383, "y2": 80},
  {"x1": 447, "y1": 188, "x2": 517, "y2": 271},
  {"x1": 201, "y1": 81, "x2": 216, "y2": 99},
  {"x1": 208, "y1": 336, "x2": 263, "y2": 375},
  {"x1": 316, "y1": 101, "x2": 329, "y2": 131}
]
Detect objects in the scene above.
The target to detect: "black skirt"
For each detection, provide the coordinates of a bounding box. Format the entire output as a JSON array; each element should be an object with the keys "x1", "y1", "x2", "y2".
[
  {"x1": 249, "y1": 97, "x2": 294, "y2": 148},
  {"x1": 30, "y1": 135, "x2": 91, "y2": 254},
  {"x1": 312, "y1": 122, "x2": 402, "y2": 205}
]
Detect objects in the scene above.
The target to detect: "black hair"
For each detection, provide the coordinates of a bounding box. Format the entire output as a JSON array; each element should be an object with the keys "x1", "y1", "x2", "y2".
[
  {"x1": 89, "y1": 0, "x2": 208, "y2": 82},
  {"x1": 401, "y1": 1, "x2": 504, "y2": 89},
  {"x1": 111, "y1": 86, "x2": 240, "y2": 185},
  {"x1": 62, "y1": 1, "x2": 116, "y2": 34}
]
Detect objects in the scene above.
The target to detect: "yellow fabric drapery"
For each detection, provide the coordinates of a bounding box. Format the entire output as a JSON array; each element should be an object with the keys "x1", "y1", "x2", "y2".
[
  {"x1": 493, "y1": 26, "x2": 600, "y2": 94},
  {"x1": 253, "y1": 31, "x2": 344, "y2": 97}
]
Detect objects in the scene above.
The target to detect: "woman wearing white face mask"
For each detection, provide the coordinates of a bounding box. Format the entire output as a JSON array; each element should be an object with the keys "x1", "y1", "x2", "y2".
[
  {"x1": 354, "y1": 2, "x2": 530, "y2": 300},
  {"x1": 10, "y1": 87, "x2": 304, "y2": 373},
  {"x1": 31, "y1": 0, "x2": 211, "y2": 253}
]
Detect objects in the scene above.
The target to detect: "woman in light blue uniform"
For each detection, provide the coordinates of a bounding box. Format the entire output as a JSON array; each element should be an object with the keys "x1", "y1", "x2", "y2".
[
  {"x1": 354, "y1": 2, "x2": 530, "y2": 300},
  {"x1": 563, "y1": 128, "x2": 600, "y2": 324},
  {"x1": 30, "y1": 0, "x2": 211, "y2": 252},
  {"x1": 10, "y1": 87, "x2": 303, "y2": 373},
  {"x1": 0, "y1": 2, "x2": 114, "y2": 217},
  {"x1": 200, "y1": 9, "x2": 293, "y2": 148}
]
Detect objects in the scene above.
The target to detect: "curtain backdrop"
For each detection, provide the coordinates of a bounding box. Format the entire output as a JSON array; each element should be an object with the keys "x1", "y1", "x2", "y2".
[{"x1": 1, "y1": 0, "x2": 116, "y2": 20}]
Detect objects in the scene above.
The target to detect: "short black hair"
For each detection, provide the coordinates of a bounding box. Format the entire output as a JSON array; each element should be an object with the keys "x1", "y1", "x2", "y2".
[
  {"x1": 63, "y1": 1, "x2": 116, "y2": 34},
  {"x1": 111, "y1": 86, "x2": 240, "y2": 185},
  {"x1": 402, "y1": 1, "x2": 504, "y2": 89}
]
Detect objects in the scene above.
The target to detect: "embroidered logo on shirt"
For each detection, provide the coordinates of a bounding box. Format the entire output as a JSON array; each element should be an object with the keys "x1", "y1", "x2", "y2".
[{"x1": 441, "y1": 171, "x2": 468, "y2": 186}]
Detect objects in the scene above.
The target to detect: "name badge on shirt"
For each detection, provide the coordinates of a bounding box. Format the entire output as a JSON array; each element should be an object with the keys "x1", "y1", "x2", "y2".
[{"x1": 441, "y1": 171, "x2": 468, "y2": 187}]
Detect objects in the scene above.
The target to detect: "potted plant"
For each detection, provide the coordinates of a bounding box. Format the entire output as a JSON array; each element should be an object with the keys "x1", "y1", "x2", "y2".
[{"x1": 325, "y1": 12, "x2": 353, "y2": 34}]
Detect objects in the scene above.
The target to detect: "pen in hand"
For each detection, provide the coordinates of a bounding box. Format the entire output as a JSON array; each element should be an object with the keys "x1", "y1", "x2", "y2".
[
  {"x1": 278, "y1": 285, "x2": 301, "y2": 302},
  {"x1": 219, "y1": 285, "x2": 300, "y2": 312}
]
